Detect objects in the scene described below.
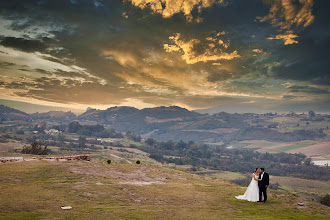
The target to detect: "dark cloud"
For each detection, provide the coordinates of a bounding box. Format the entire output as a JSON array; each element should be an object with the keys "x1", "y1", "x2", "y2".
[
  {"x1": 0, "y1": 61, "x2": 16, "y2": 68},
  {"x1": 282, "y1": 95, "x2": 304, "y2": 100},
  {"x1": 288, "y1": 86, "x2": 329, "y2": 94},
  {"x1": 0, "y1": 37, "x2": 47, "y2": 52},
  {"x1": 0, "y1": 0, "x2": 329, "y2": 112}
]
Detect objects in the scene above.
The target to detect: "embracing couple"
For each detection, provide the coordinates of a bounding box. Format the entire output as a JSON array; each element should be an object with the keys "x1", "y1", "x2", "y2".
[{"x1": 236, "y1": 168, "x2": 269, "y2": 203}]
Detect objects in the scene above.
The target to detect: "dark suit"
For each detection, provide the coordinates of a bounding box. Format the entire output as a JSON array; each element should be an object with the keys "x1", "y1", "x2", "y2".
[{"x1": 258, "y1": 172, "x2": 269, "y2": 202}]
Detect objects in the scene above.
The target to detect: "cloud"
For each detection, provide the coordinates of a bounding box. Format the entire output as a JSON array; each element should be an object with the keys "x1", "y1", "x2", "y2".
[
  {"x1": 164, "y1": 33, "x2": 240, "y2": 64},
  {"x1": 126, "y1": 0, "x2": 226, "y2": 22},
  {"x1": 252, "y1": 49, "x2": 263, "y2": 53},
  {"x1": 257, "y1": 0, "x2": 315, "y2": 29},
  {"x1": 103, "y1": 50, "x2": 138, "y2": 67},
  {"x1": 288, "y1": 85, "x2": 329, "y2": 94},
  {"x1": 0, "y1": 37, "x2": 48, "y2": 53},
  {"x1": 258, "y1": 0, "x2": 315, "y2": 45},
  {"x1": 267, "y1": 32, "x2": 298, "y2": 45}
]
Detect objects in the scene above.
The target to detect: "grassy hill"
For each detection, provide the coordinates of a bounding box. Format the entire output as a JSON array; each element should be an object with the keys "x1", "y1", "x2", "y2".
[{"x1": 0, "y1": 160, "x2": 329, "y2": 219}]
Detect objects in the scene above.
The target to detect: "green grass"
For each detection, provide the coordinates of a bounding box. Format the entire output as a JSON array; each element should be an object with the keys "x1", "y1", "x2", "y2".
[
  {"x1": 245, "y1": 141, "x2": 282, "y2": 149},
  {"x1": 275, "y1": 144, "x2": 307, "y2": 151},
  {"x1": 228, "y1": 142, "x2": 251, "y2": 148},
  {"x1": 0, "y1": 160, "x2": 328, "y2": 219}
]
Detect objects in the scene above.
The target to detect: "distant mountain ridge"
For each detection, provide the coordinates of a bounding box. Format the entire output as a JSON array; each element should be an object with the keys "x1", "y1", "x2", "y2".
[
  {"x1": 0, "y1": 104, "x2": 29, "y2": 121},
  {"x1": 0, "y1": 105, "x2": 327, "y2": 143},
  {"x1": 30, "y1": 111, "x2": 77, "y2": 121}
]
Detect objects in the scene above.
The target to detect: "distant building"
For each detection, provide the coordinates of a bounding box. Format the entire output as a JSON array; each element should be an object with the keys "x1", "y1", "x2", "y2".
[{"x1": 44, "y1": 129, "x2": 59, "y2": 134}]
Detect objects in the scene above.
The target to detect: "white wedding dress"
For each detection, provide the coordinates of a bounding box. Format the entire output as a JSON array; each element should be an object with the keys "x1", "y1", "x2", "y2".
[{"x1": 235, "y1": 173, "x2": 259, "y2": 202}]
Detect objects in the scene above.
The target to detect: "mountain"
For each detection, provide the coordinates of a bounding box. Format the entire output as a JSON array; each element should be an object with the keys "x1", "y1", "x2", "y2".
[
  {"x1": 78, "y1": 106, "x2": 202, "y2": 137},
  {"x1": 0, "y1": 99, "x2": 85, "y2": 114},
  {"x1": 0, "y1": 104, "x2": 30, "y2": 121},
  {"x1": 30, "y1": 111, "x2": 77, "y2": 122},
  {"x1": 77, "y1": 106, "x2": 246, "y2": 142}
]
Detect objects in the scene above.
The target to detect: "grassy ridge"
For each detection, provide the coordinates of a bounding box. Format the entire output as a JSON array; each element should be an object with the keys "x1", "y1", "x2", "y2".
[{"x1": 0, "y1": 160, "x2": 329, "y2": 219}]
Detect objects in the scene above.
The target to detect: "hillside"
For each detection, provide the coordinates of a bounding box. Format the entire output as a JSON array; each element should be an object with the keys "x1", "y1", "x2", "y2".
[
  {"x1": 30, "y1": 111, "x2": 77, "y2": 122},
  {"x1": 78, "y1": 106, "x2": 202, "y2": 136},
  {"x1": 0, "y1": 104, "x2": 29, "y2": 121},
  {"x1": 77, "y1": 107, "x2": 329, "y2": 143},
  {"x1": 0, "y1": 104, "x2": 328, "y2": 143},
  {"x1": 0, "y1": 160, "x2": 329, "y2": 219}
]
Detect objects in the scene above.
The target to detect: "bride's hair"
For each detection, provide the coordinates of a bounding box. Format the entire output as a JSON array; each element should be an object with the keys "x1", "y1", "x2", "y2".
[{"x1": 255, "y1": 168, "x2": 259, "y2": 172}]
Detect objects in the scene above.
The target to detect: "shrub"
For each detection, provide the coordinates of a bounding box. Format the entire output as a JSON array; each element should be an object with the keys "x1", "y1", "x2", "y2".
[
  {"x1": 107, "y1": 159, "x2": 111, "y2": 164},
  {"x1": 21, "y1": 141, "x2": 49, "y2": 155},
  {"x1": 232, "y1": 177, "x2": 251, "y2": 187},
  {"x1": 320, "y1": 194, "x2": 330, "y2": 207},
  {"x1": 136, "y1": 160, "x2": 141, "y2": 164},
  {"x1": 268, "y1": 182, "x2": 280, "y2": 190},
  {"x1": 16, "y1": 130, "x2": 24, "y2": 135}
]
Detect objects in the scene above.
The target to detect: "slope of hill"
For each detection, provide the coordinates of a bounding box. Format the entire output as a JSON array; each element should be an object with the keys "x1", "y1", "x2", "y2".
[
  {"x1": 0, "y1": 160, "x2": 329, "y2": 219},
  {"x1": 0, "y1": 104, "x2": 29, "y2": 121},
  {"x1": 30, "y1": 111, "x2": 77, "y2": 121},
  {"x1": 78, "y1": 106, "x2": 201, "y2": 136}
]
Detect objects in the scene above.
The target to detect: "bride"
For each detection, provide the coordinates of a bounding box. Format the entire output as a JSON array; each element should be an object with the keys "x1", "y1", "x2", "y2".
[{"x1": 235, "y1": 168, "x2": 260, "y2": 202}]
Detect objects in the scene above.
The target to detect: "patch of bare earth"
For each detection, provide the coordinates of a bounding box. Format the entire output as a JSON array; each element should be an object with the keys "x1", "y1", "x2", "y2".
[
  {"x1": 285, "y1": 141, "x2": 330, "y2": 159},
  {"x1": 256, "y1": 143, "x2": 295, "y2": 153},
  {"x1": 67, "y1": 162, "x2": 186, "y2": 186}
]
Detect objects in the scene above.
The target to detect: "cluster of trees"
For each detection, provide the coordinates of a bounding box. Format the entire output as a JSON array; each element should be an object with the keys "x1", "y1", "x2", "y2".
[
  {"x1": 21, "y1": 141, "x2": 49, "y2": 155},
  {"x1": 136, "y1": 139, "x2": 330, "y2": 181},
  {"x1": 126, "y1": 131, "x2": 141, "y2": 142},
  {"x1": 68, "y1": 121, "x2": 123, "y2": 138}
]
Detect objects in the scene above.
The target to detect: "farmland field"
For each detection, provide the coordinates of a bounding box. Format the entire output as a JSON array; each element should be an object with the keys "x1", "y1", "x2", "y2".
[{"x1": 274, "y1": 144, "x2": 308, "y2": 151}]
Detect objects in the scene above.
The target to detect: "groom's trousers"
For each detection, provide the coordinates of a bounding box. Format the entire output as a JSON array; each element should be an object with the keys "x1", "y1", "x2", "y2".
[{"x1": 259, "y1": 186, "x2": 267, "y2": 202}]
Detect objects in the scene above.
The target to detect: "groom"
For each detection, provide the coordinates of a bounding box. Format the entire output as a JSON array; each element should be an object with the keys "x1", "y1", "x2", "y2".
[{"x1": 258, "y1": 168, "x2": 269, "y2": 203}]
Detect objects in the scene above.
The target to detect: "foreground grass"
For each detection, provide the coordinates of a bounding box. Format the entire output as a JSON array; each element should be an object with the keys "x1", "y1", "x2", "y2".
[{"x1": 0, "y1": 160, "x2": 329, "y2": 220}]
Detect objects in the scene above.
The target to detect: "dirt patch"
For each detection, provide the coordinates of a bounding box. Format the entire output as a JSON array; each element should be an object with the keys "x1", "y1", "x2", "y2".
[
  {"x1": 285, "y1": 141, "x2": 330, "y2": 158},
  {"x1": 119, "y1": 181, "x2": 164, "y2": 186},
  {"x1": 68, "y1": 163, "x2": 171, "y2": 185}
]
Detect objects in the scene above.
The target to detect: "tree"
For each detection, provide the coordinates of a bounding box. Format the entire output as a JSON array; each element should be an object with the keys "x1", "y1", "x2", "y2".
[
  {"x1": 21, "y1": 141, "x2": 49, "y2": 155},
  {"x1": 304, "y1": 157, "x2": 312, "y2": 166},
  {"x1": 309, "y1": 110, "x2": 316, "y2": 117},
  {"x1": 145, "y1": 138, "x2": 157, "y2": 146},
  {"x1": 68, "y1": 121, "x2": 81, "y2": 133},
  {"x1": 320, "y1": 194, "x2": 330, "y2": 207}
]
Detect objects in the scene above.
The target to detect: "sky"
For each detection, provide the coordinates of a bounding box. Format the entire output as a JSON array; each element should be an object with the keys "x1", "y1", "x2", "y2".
[{"x1": 0, "y1": 0, "x2": 329, "y2": 114}]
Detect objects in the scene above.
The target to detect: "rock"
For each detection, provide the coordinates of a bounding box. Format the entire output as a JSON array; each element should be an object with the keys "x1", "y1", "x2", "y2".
[
  {"x1": 61, "y1": 206, "x2": 72, "y2": 210},
  {"x1": 297, "y1": 203, "x2": 304, "y2": 206}
]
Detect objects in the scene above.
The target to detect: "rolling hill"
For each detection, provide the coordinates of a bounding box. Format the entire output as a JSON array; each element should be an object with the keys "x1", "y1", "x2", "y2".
[{"x1": 0, "y1": 159, "x2": 329, "y2": 219}]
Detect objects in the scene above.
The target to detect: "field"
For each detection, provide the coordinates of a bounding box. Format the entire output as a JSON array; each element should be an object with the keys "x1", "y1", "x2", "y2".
[
  {"x1": 0, "y1": 160, "x2": 329, "y2": 220},
  {"x1": 270, "y1": 176, "x2": 330, "y2": 199},
  {"x1": 274, "y1": 144, "x2": 308, "y2": 151},
  {"x1": 228, "y1": 140, "x2": 330, "y2": 161}
]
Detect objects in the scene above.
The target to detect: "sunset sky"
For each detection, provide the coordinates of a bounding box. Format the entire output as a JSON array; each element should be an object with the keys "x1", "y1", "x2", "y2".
[{"x1": 0, "y1": 0, "x2": 329, "y2": 114}]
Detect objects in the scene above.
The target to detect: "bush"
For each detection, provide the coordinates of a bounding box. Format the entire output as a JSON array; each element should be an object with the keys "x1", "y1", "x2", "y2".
[
  {"x1": 268, "y1": 182, "x2": 280, "y2": 190},
  {"x1": 232, "y1": 177, "x2": 251, "y2": 187},
  {"x1": 16, "y1": 130, "x2": 24, "y2": 135},
  {"x1": 21, "y1": 141, "x2": 49, "y2": 155},
  {"x1": 320, "y1": 194, "x2": 330, "y2": 207},
  {"x1": 107, "y1": 159, "x2": 111, "y2": 164},
  {"x1": 136, "y1": 160, "x2": 141, "y2": 164}
]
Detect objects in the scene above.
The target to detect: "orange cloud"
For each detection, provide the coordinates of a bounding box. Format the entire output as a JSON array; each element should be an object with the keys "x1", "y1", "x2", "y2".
[
  {"x1": 258, "y1": 0, "x2": 315, "y2": 45},
  {"x1": 164, "y1": 33, "x2": 240, "y2": 64},
  {"x1": 126, "y1": 0, "x2": 226, "y2": 22},
  {"x1": 252, "y1": 49, "x2": 264, "y2": 53},
  {"x1": 267, "y1": 32, "x2": 299, "y2": 45},
  {"x1": 103, "y1": 50, "x2": 138, "y2": 66}
]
